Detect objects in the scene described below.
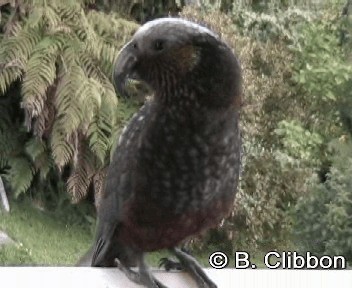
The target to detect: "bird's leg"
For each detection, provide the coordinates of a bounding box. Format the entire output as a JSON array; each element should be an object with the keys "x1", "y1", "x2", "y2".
[
  {"x1": 169, "y1": 247, "x2": 217, "y2": 288},
  {"x1": 138, "y1": 256, "x2": 169, "y2": 288},
  {"x1": 159, "y1": 257, "x2": 183, "y2": 271},
  {"x1": 115, "y1": 255, "x2": 169, "y2": 288},
  {"x1": 159, "y1": 246, "x2": 190, "y2": 271}
]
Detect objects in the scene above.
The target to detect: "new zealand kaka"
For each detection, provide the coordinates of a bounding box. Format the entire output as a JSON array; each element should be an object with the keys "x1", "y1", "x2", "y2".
[{"x1": 90, "y1": 18, "x2": 242, "y2": 288}]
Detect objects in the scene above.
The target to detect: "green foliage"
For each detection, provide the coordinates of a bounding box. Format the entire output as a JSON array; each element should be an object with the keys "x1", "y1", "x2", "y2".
[
  {"x1": 293, "y1": 139, "x2": 352, "y2": 263},
  {"x1": 94, "y1": 0, "x2": 182, "y2": 22},
  {"x1": 232, "y1": 6, "x2": 313, "y2": 42},
  {"x1": 233, "y1": 142, "x2": 312, "y2": 250},
  {"x1": 0, "y1": 0, "x2": 138, "y2": 200},
  {"x1": 292, "y1": 16, "x2": 352, "y2": 135},
  {"x1": 234, "y1": 1, "x2": 351, "y2": 252},
  {"x1": 0, "y1": 86, "x2": 35, "y2": 196},
  {"x1": 338, "y1": 4, "x2": 352, "y2": 136},
  {"x1": 289, "y1": 7, "x2": 352, "y2": 263},
  {"x1": 275, "y1": 120, "x2": 323, "y2": 164},
  {"x1": 182, "y1": 2, "x2": 350, "y2": 253}
]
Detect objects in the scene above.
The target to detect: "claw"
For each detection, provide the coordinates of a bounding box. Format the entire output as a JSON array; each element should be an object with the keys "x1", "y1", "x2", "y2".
[
  {"x1": 115, "y1": 256, "x2": 170, "y2": 288},
  {"x1": 158, "y1": 257, "x2": 167, "y2": 268},
  {"x1": 171, "y1": 248, "x2": 217, "y2": 288},
  {"x1": 159, "y1": 257, "x2": 183, "y2": 271}
]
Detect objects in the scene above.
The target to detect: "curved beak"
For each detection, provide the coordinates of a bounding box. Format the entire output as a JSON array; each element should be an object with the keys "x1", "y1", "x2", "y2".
[{"x1": 112, "y1": 42, "x2": 138, "y2": 98}]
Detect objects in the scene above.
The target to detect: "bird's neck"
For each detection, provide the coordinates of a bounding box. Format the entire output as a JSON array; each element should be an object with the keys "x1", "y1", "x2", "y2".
[
  {"x1": 156, "y1": 83, "x2": 198, "y2": 108},
  {"x1": 154, "y1": 87, "x2": 236, "y2": 125},
  {"x1": 148, "y1": 95, "x2": 238, "y2": 141}
]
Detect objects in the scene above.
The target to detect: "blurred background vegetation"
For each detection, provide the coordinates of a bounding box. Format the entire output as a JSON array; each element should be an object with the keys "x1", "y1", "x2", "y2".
[{"x1": 0, "y1": 0, "x2": 351, "y2": 266}]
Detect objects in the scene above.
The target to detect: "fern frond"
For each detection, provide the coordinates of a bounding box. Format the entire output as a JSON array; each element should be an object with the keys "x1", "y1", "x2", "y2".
[
  {"x1": 36, "y1": 150, "x2": 52, "y2": 180},
  {"x1": 55, "y1": 65, "x2": 86, "y2": 132},
  {"x1": 7, "y1": 157, "x2": 35, "y2": 197},
  {"x1": 78, "y1": 50, "x2": 105, "y2": 81},
  {"x1": 86, "y1": 76, "x2": 117, "y2": 163},
  {"x1": 32, "y1": 84, "x2": 56, "y2": 137},
  {"x1": 51, "y1": 62, "x2": 79, "y2": 169},
  {"x1": 51, "y1": 62, "x2": 94, "y2": 168},
  {"x1": 60, "y1": 43, "x2": 78, "y2": 70},
  {"x1": 0, "y1": 66, "x2": 21, "y2": 95},
  {"x1": 95, "y1": 41, "x2": 118, "y2": 76},
  {"x1": 1, "y1": 1, "x2": 140, "y2": 200},
  {"x1": 87, "y1": 115, "x2": 110, "y2": 164},
  {"x1": 67, "y1": 136, "x2": 95, "y2": 202},
  {"x1": 26, "y1": 6, "x2": 45, "y2": 29},
  {"x1": 42, "y1": 6, "x2": 61, "y2": 31},
  {"x1": 54, "y1": 3, "x2": 95, "y2": 43},
  {"x1": 0, "y1": 27, "x2": 41, "y2": 94},
  {"x1": 50, "y1": 125, "x2": 75, "y2": 169},
  {"x1": 86, "y1": 11, "x2": 138, "y2": 76},
  {"x1": 24, "y1": 136, "x2": 52, "y2": 179},
  {"x1": 54, "y1": 2, "x2": 81, "y2": 23},
  {"x1": 25, "y1": 138, "x2": 46, "y2": 162},
  {"x1": 22, "y1": 36, "x2": 62, "y2": 119},
  {"x1": 87, "y1": 10, "x2": 139, "y2": 44},
  {"x1": 0, "y1": 27, "x2": 41, "y2": 62}
]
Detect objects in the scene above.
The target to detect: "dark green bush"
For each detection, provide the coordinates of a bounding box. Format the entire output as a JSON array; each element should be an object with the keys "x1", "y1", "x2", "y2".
[{"x1": 293, "y1": 139, "x2": 352, "y2": 264}]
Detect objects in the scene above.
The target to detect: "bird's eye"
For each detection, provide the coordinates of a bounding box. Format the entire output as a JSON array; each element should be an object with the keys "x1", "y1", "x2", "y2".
[
  {"x1": 132, "y1": 42, "x2": 138, "y2": 49},
  {"x1": 154, "y1": 39, "x2": 164, "y2": 51}
]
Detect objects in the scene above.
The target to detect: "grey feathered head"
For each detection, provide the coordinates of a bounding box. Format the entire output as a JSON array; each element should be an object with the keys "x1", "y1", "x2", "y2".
[{"x1": 113, "y1": 18, "x2": 242, "y2": 108}]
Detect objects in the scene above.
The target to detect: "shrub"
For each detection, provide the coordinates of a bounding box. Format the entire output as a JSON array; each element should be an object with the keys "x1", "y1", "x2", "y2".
[{"x1": 293, "y1": 139, "x2": 352, "y2": 264}]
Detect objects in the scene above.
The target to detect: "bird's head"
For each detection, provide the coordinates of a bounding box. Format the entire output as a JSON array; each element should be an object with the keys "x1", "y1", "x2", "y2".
[{"x1": 113, "y1": 18, "x2": 242, "y2": 109}]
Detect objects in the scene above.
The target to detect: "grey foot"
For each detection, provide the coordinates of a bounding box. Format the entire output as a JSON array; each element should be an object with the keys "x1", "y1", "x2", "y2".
[
  {"x1": 170, "y1": 247, "x2": 217, "y2": 288},
  {"x1": 115, "y1": 258, "x2": 169, "y2": 288},
  {"x1": 159, "y1": 257, "x2": 183, "y2": 271}
]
